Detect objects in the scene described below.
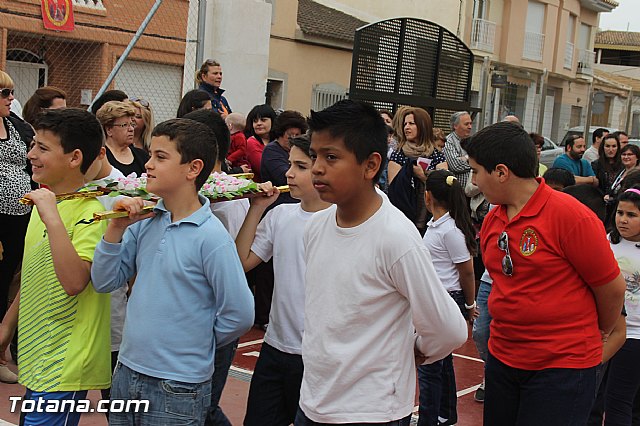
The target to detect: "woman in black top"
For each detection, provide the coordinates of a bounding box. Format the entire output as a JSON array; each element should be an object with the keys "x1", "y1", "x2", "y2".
[
  {"x1": 96, "y1": 101, "x2": 149, "y2": 177},
  {"x1": 0, "y1": 71, "x2": 34, "y2": 324}
]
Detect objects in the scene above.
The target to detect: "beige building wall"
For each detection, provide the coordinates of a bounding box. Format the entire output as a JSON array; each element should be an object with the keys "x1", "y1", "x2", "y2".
[
  {"x1": 269, "y1": 0, "x2": 352, "y2": 114},
  {"x1": 313, "y1": 0, "x2": 463, "y2": 36}
]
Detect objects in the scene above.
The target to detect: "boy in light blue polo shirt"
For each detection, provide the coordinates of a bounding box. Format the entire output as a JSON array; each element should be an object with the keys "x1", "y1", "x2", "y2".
[{"x1": 91, "y1": 119, "x2": 254, "y2": 425}]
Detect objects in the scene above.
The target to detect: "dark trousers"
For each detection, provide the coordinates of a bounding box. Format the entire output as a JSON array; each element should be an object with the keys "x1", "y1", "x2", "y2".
[
  {"x1": 588, "y1": 362, "x2": 610, "y2": 426},
  {"x1": 294, "y1": 408, "x2": 411, "y2": 426},
  {"x1": 244, "y1": 342, "x2": 303, "y2": 426},
  {"x1": 417, "y1": 290, "x2": 466, "y2": 426},
  {"x1": 0, "y1": 212, "x2": 29, "y2": 318},
  {"x1": 206, "y1": 339, "x2": 239, "y2": 426},
  {"x1": 605, "y1": 338, "x2": 640, "y2": 426},
  {"x1": 248, "y1": 260, "x2": 274, "y2": 326},
  {"x1": 484, "y1": 352, "x2": 597, "y2": 426}
]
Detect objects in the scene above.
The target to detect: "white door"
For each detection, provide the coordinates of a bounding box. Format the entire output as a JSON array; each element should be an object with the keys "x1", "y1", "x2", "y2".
[
  {"x1": 115, "y1": 60, "x2": 183, "y2": 123},
  {"x1": 5, "y1": 61, "x2": 44, "y2": 107}
]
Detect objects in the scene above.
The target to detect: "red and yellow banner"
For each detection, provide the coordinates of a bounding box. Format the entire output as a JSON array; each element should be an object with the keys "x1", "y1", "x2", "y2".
[{"x1": 41, "y1": 0, "x2": 75, "y2": 32}]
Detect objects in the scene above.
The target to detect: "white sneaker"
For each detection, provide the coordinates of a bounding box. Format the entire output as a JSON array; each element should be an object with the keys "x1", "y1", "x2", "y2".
[{"x1": 0, "y1": 364, "x2": 18, "y2": 383}]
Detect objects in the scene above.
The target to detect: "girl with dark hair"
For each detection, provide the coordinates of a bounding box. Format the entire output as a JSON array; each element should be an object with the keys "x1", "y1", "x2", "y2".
[
  {"x1": 604, "y1": 186, "x2": 640, "y2": 425},
  {"x1": 593, "y1": 134, "x2": 623, "y2": 194},
  {"x1": 176, "y1": 90, "x2": 211, "y2": 118},
  {"x1": 418, "y1": 170, "x2": 478, "y2": 426},
  {"x1": 244, "y1": 104, "x2": 277, "y2": 182}
]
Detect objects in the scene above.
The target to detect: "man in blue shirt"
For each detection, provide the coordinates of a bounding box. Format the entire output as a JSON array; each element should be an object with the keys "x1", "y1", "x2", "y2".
[
  {"x1": 552, "y1": 135, "x2": 598, "y2": 186},
  {"x1": 92, "y1": 119, "x2": 254, "y2": 425}
]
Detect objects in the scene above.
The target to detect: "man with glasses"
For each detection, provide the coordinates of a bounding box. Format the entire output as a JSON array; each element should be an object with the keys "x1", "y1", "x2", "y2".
[{"x1": 466, "y1": 121, "x2": 626, "y2": 426}]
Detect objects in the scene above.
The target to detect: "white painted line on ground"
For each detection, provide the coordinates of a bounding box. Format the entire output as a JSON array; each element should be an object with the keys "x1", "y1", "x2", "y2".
[
  {"x1": 237, "y1": 339, "x2": 264, "y2": 348},
  {"x1": 242, "y1": 351, "x2": 260, "y2": 357},
  {"x1": 0, "y1": 420, "x2": 17, "y2": 426},
  {"x1": 411, "y1": 383, "x2": 482, "y2": 413},
  {"x1": 452, "y1": 353, "x2": 484, "y2": 363},
  {"x1": 230, "y1": 365, "x2": 255, "y2": 376},
  {"x1": 456, "y1": 383, "x2": 482, "y2": 397}
]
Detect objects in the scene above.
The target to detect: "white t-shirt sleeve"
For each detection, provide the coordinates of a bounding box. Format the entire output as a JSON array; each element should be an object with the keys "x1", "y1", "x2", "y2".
[
  {"x1": 442, "y1": 227, "x2": 471, "y2": 264},
  {"x1": 389, "y1": 246, "x2": 467, "y2": 364},
  {"x1": 251, "y1": 209, "x2": 276, "y2": 262}
]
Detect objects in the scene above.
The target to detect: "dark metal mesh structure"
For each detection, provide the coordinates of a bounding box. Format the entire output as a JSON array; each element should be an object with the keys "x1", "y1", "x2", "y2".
[{"x1": 349, "y1": 18, "x2": 474, "y2": 130}]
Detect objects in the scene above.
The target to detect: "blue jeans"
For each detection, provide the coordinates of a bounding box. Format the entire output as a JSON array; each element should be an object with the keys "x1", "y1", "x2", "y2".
[
  {"x1": 205, "y1": 339, "x2": 238, "y2": 426},
  {"x1": 110, "y1": 362, "x2": 212, "y2": 426},
  {"x1": 244, "y1": 342, "x2": 303, "y2": 426},
  {"x1": 294, "y1": 407, "x2": 411, "y2": 425},
  {"x1": 471, "y1": 280, "x2": 492, "y2": 364},
  {"x1": 417, "y1": 290, "x2": 466, "y2": 426},
  {"x1": 484, "y1": 352, "x2": 597, "y2": 426}
]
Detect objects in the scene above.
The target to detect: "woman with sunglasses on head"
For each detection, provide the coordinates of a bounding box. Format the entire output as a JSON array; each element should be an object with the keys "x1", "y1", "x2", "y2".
[
  {"x1": 129, "y1": 98, "x2": 154, "y2": 153},
  {"x1": 0, "y1": 71, "x2": 36, "y2": 384},
  {"x1": 96, "y1": 101, "x2": 149, "y2": 177}
]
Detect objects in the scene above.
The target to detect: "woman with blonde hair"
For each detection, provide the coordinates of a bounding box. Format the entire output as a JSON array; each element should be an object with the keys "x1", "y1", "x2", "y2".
[
  {"x1": 196, "y1": 59, "x2": 231, "y2": 118},
  {"x1": 96, "y1": 101, "x2": 149, "y2": 177},
  {"x1": 129, "y1": 97, "x2": 154, "y2": 152},
  {"x1": 0, "y1": 70, "x2": 35, "y2": 384}
]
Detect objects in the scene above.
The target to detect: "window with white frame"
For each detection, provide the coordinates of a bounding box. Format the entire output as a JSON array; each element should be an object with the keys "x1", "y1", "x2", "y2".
[{"x1": 523, "y1": 1, "x2": 545, "y2": 61}]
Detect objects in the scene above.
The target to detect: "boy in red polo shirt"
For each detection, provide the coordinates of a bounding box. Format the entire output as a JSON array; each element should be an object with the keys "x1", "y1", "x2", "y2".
[{"x1": 466, "y1": 122, "x2": 626, "y2": 426}]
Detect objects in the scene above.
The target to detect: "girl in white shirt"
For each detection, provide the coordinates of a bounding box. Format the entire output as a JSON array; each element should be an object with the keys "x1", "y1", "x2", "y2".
[
  {"x1": 604, "y1": 186, "x2": 640, "y2": 425},
  {"x1": 418, "y1": 170, "x2": 478, "y2": 426}
]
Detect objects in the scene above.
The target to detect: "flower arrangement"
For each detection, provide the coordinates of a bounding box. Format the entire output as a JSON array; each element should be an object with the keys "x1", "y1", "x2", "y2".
[
  {"x1": 89, "y1": 172, "x2": 258, "y2": 201},
  {"x1": 200, "y1": 172, "x2": 258, "y2": 200}
]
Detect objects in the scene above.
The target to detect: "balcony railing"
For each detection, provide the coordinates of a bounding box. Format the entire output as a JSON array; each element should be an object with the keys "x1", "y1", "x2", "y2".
[
  {"x1": 73, "y1": 0, "x2": 105, "y2": 10},
  {"x1": 523, "y1": 31, "x2": 545, "y2": 61},
  {"x1": 577, "y1": 49, "x2": 595, "y2": 76},
  {"x1": 471, "y1": 19, "x2": 496, "y2": 53},
  {"x1": 564, "y1": 42, "x2": 574, "y2": 69}
]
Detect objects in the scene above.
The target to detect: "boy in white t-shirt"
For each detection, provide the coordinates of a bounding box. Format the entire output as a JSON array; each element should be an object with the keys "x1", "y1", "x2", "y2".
[
  {"x1": 296, "y1": 100, "x2": 467, "y2": 425},
  {"x1": 237, "y1": 134, "x2": 331, "y2": 426},
  {"x1": 84, "y1": 139, "x2": 128, "y2": 409}
]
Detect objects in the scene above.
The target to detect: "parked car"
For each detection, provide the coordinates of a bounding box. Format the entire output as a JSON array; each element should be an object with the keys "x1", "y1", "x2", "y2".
[
  {"x1": 560, "y1": 126, "x2": 620, "y2": 148},
  {"x1": 540, "y1": 137, "x2": 563, "y2": 167}
]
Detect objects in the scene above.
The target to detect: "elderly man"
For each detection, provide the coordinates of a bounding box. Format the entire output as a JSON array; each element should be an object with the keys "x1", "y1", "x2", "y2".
[{"x1": 444, "y1": 111, "x2": 473, "y2": 189}]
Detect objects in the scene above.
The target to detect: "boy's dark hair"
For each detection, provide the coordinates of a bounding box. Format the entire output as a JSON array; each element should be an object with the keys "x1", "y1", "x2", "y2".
[
  {"x1": 151, "y1": 118, "x2": 216, "y2": 190},
  {"x1": 610, "y1": 184, "x2": 640, "y2": 244},
  {"x1": 289, "y1": 133, "x2": 311, "y2": 157},
  {"x1": 273, "y1": 110, "x2": 308, "y2": 139},
  {"x1": 465, "y1": 121, "x2": 537, "y2": 178},
  {"x1": 90, "y1": 90, "x2": 128, "y2": 115},
  {"x1": 32, "y1": 108, "x2": 103, "y2": 174},
  {"x1": 562, "y1": 184, "x2": 606, "y2": 222},
  {"x1": 543, "y1": 167, "x2": 576, "y2": 189},
  {"x1": 593, "y1": 128, "x2": 609, "y2": 144},
  {"x1": 177, "y1": 90, "x2": 211, "y2": 118},
  {"x1": 182, "y1": 109, "x2": 230, "y2": 162},
  {"x1": 308, "y1": 100, "x2": 387, "y2": 182},
  {"x1": 244, "y1": 104, "x2": 277, "y2": 141}
]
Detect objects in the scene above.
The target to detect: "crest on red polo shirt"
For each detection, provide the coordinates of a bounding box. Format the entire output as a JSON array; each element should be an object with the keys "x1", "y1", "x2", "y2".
[{"x1": 520, "y1": 228, "x2": 538, "y2": 256}]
